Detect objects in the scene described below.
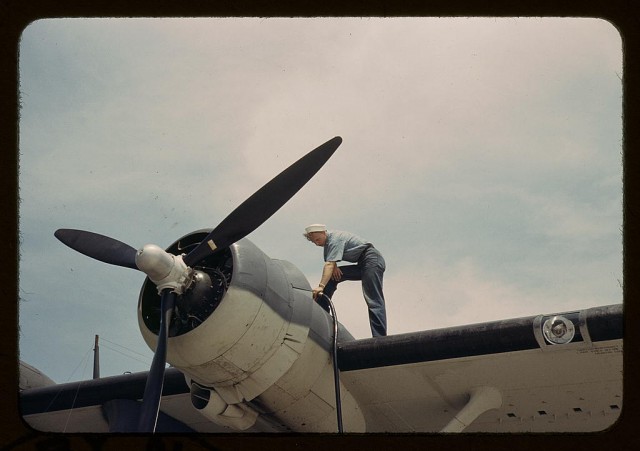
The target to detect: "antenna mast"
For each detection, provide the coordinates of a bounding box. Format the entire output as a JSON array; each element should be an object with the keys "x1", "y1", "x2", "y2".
[{"x1": 93, "y1": 334, "x2": 100, "y2": 379}]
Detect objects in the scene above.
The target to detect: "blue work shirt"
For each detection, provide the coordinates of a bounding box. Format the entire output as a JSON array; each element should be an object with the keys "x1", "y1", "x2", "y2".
[{"x1": 324, "y1": 230, "x2": 371, "y2": 263}]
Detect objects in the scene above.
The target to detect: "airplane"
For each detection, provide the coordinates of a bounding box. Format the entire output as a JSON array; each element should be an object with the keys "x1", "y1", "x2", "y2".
[{"x1": 18, "y1": 137, "x2": 623, "y2": 434}]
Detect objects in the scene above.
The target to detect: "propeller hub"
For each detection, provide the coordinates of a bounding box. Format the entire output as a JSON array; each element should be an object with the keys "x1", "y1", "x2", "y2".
[{"x1": 136, "y1": 244, "x2": 191, "y2": 294}]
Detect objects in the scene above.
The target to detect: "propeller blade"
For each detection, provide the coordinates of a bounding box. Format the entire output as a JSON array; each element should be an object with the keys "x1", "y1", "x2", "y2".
[
  {"x1": 138, "y1": 289, "x2": 176, "y2": 433},
  {"x1": 184, "y1": 136, "x2": 342, "y2": 267},
  {"x1": 54, "y1": 229, "x2": 138, "y2": 270}
]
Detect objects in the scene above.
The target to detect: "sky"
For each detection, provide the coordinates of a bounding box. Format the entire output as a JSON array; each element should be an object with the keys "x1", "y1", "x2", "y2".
[{"x1": 18, "y1": 17, "x2": 623, "y2": 384}]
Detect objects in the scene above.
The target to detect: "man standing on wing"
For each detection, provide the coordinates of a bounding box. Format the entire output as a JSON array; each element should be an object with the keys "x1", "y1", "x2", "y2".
[{"x1": 304, "y1": 224, "x2": 387, "y2": 337}]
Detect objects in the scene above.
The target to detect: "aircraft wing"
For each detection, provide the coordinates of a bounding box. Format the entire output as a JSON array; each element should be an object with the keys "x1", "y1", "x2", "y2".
[
  {"x1": 338, "y1": 303, "x2": 623, "y2": 432},
  {"x1": 20, "y1": 304, "x2": 622, "y2": 433},
  {"x1": 20, "y1": 367, "x2": 281, "y2": 433}
]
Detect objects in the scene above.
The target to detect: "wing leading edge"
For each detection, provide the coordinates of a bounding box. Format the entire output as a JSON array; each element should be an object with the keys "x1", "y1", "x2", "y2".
[
  {"x1": 20, "y1": 304, "x2": 622, "y2": 433},
  {"x1": 337, "y1": 304, "x2": 623, "y2": 432}
]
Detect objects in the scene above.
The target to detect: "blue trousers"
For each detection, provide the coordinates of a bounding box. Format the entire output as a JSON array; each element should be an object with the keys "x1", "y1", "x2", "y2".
[{"x1": 320, "y1": 247, "x2": 387, "y2": 337}]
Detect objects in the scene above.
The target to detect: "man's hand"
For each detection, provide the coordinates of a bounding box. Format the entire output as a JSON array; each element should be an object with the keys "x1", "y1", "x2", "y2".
[
  {"x1": 332, "y1": 266, "x2": 342, "y2": 281},
  {"x1": 312, "y1": 286, "x2": 324, "y2": 300}
]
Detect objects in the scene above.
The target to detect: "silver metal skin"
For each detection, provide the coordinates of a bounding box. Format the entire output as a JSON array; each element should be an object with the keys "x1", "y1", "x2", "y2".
[
  {"x1": 137, "y1": 232, "x2": 365, "y2": 432},
  {"x1": 441, "y1": 386, "x2": 503, "y2": 432}
]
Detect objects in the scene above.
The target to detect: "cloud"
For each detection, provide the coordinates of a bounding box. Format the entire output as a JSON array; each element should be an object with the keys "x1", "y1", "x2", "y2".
[
  {"x1": 17, "y1": 17, "x2": 623, "y2": 381},
  {"x1": 311, "y1": 256, "x2": 548, "y2": 339},
  {"x1": 378, "y1": 255, "x2": 614, "y2": 338}
]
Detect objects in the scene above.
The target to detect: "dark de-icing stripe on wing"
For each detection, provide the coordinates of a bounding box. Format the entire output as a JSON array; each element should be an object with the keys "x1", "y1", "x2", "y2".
[{"x1": 337, "y1": 304, "x2": 622, "y2": 372}]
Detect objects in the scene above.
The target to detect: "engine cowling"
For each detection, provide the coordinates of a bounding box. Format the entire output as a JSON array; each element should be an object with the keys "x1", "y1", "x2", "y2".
[{"x1": 137, "y1": 230, "x2": 365, "y2": 432}]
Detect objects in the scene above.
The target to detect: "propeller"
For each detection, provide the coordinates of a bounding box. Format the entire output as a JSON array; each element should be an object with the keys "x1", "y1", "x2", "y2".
[
  {"x1": 183, "y1": 135, "x2": 342, "y2": 266},
  {"x1": 137, "y1": 289, "x2": 176, "y2": 432},
  {"x1": 54, "y1": 136, "x2": 342, "y2": 432},
  {"x1": 54, "y1": 229, "x2": 138, "y2": 269}
]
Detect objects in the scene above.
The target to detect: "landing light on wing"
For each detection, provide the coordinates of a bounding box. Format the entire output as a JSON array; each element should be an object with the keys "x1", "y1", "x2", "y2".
[{"x1": 542, "y1": 315, "x2": 576, "y2": 345}]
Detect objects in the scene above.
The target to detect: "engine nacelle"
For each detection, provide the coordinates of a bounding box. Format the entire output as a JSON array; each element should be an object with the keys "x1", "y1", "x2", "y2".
[{"x1": 137, "y1": 230, "x2": 365, "y2": 432}]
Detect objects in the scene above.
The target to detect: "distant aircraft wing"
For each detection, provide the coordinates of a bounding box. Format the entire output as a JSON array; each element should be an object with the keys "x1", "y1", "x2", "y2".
[
  {"x1": 20, "y1": 368, "x2": 280, "y2": 433},
  {"x1": 20, "y1": 304, "x2": 622, "y2": 433},
  {"x1": 21, "y1": 368, "x2": 190, "y2": 432},
  {"x1": 337, "y1": 304, "x2": 623, "y2": 432}
]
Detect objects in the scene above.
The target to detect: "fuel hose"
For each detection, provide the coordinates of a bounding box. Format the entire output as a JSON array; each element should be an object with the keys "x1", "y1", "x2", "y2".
[{"x1": 319, "y1": 293, "x2": 343, "y2": 433}]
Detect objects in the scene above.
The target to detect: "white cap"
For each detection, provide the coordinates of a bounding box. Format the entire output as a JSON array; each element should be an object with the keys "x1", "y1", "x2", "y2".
[{"x1": 304, "y1": 224, "x2": 327, "y2": 235}]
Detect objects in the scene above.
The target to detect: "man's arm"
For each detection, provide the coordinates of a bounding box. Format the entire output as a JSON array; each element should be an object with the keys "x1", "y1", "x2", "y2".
[{"x1": 313, "y1": 261, "x2": 337, "y2": 299}]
